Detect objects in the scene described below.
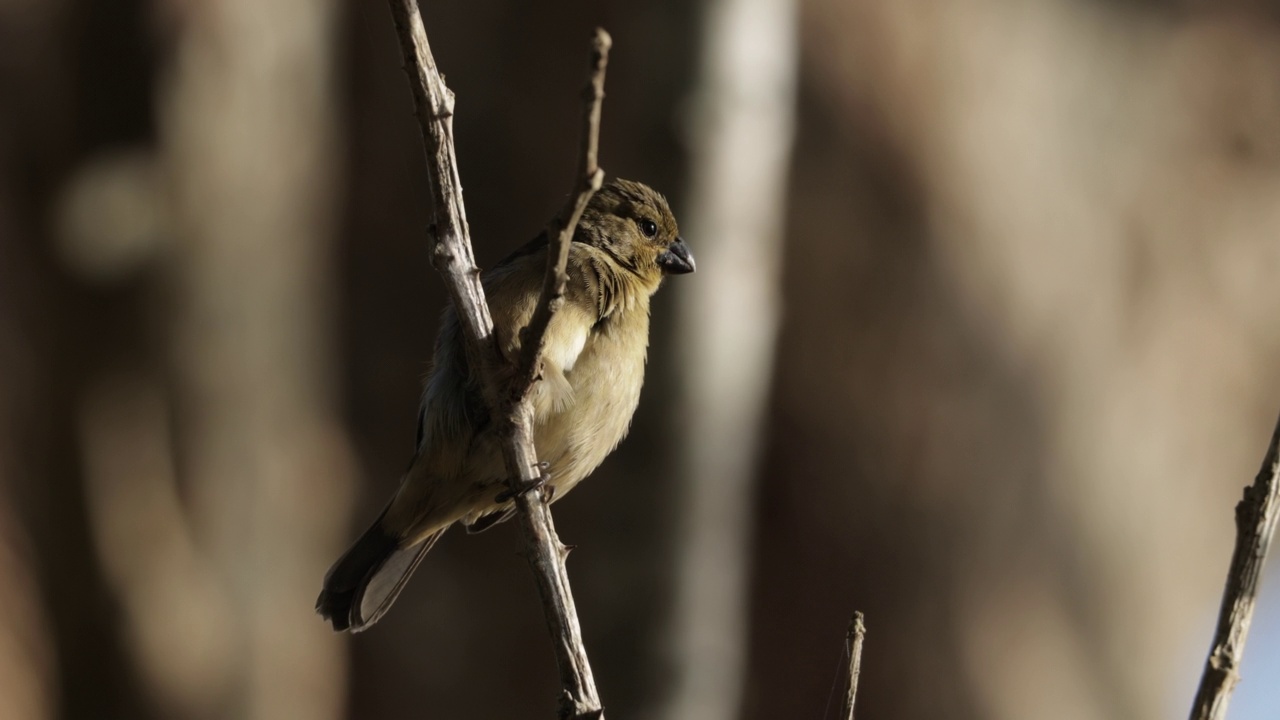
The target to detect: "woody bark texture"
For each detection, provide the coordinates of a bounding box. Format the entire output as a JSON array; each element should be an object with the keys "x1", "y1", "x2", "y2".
[
  {"x1": 1189, "y1": 412, "x2": 1280, "y2": 720},
  {"x1": 384, "y1": 2, "x2": 610, "y2": 718},
  {"x1": 842, "y1": 612, "x2": 866, "y2": 720}
]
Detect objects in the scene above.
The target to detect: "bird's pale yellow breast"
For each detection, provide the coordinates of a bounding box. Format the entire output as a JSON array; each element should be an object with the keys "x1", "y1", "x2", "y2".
[{"x1": 533, "y1": 295, "x2": 650, "y2": 498}]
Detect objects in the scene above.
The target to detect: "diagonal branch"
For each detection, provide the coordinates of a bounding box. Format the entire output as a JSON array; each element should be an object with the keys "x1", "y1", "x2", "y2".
[
  {"x1": 385, "y1": 0, "x2": 500, "y2": 397},
  {"x1": 385, "y1": 3, "x2": 609, "y2": 718},
  {"x1": 841, "y1": 612, "x2": 867, "y2": 720},
  {"x1": 517, "y1": 30, "x2": 610, "y2": 390},
  {"x1": 1189, "y1": 410, "x2": 1280, "y2": 720}
]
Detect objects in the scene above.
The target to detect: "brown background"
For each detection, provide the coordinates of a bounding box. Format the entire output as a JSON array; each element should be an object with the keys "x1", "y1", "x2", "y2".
[{"x1": 2, "y1": 0, "x2": 1279, "y2": 718}]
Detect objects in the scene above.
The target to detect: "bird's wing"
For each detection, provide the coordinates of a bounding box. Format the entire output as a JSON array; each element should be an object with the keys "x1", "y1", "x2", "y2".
[{"x1": 485, "y1": 241, "x2": 598, "y2": 414}]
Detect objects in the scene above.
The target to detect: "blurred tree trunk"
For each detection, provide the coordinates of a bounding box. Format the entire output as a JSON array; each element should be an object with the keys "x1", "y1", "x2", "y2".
[
  {"x1": 0, "y1": 0, "x2": 155, "y2": 716},
  {"x1": 0, "y1": 268, "x2": 54, "y2": 719},
  {"x1": 0, "y1": 500, "x2": 52, "y2": 720},
  {"x1": 0, "y1": 34, "x2": 56, "y2": 705},
  {"x1": 661, "y1": 0, "x2": 796, "y2": 718},
  {"x1": 158, "y1": 0, "x2": 353, "y2": 718},
  {"x1": 746, "y1": 2, "x2": 1280, "y2": 720}
]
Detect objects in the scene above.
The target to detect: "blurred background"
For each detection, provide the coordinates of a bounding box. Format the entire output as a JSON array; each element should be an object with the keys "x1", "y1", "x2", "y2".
[{"x1": 2, "y1": 0, "x2": 1280, "y2": 718}]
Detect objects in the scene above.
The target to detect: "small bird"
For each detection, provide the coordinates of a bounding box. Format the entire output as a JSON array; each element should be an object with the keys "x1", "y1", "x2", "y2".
[{"x1": 318, "y1": 179, "x2": 694, "y2": 631}]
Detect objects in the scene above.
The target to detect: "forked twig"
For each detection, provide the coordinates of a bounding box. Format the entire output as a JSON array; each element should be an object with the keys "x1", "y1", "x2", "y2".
[{"x1": 384, "y1": 3, "x2": 611, "y2": 717}]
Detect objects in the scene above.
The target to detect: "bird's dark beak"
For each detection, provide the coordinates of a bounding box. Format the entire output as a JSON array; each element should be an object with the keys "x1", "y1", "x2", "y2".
[{"x1": 657, "y1": 237, "x2": 695, "y2": 275}]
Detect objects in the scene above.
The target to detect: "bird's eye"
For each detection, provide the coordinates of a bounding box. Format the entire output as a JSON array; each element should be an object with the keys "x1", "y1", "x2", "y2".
[{"x1": 638, "y1": 219, "x2": 658, "y2": 238}]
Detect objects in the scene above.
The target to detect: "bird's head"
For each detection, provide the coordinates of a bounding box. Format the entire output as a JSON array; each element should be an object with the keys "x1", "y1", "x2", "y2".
[{"x1": 577, "y1": 179, "x2": 695, "y2": 283}]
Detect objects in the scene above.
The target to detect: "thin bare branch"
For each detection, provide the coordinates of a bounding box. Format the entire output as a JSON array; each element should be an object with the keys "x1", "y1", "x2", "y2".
[
  {"x1": 1189, "y1": 411, "x2": 1280, "y2": 720},
  {"x1": 384, "y1": 3, "x2": 608, "y2": 718},
  {"x1": 841, "y1": 612, "x2": 867, "y2": 720},
  {"x1": 516, "y1": 29, "x2": 611, "y2": 390},
  {"x1": 385, "y1": 0, "x2": 500, "y2": 397}
]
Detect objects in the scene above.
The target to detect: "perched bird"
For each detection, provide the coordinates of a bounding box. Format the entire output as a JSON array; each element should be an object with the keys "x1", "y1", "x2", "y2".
[{"x1": 318, "y1": 179, "x2": 694, "y2": 632}]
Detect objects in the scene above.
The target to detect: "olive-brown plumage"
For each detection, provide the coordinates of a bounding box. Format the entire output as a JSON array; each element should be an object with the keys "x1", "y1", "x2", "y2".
[{"x1": 318, "y1": 179, "x2": 693, "y2": 631}]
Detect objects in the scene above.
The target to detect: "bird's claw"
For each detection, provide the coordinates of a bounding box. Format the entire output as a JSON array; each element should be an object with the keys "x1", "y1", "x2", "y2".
[{"x1": 495, "y1": 462, "x2": 552, "y2": 503}]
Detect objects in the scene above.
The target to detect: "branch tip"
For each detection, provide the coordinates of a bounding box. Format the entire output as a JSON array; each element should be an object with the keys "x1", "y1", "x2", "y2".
[
  {"x1": 593, "y1": 28, "x2": 612, "y2": 52},
  {"x1": 1189, "y1": 410, "x2": 1280, "y2": 720},
  {"x1": 512, "y1": 27, "x2": 612, "y2": 393},
  {"x1": 841, "y1": 611, "x2": 867, "y2": 720},
  {"x1": 386, "y1": 2, "x2": 607, "y2": 715}
]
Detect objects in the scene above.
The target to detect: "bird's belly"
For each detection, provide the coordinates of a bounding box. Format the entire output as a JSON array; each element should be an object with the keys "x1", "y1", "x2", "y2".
[{"x1": 534, "y1": 337, "x2": 644, "y2": 499}]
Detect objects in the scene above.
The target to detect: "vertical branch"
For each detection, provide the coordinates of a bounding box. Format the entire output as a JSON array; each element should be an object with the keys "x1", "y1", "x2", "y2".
[
  {"x1": 1189, "y1": 411, "x2": 1280, "y2": 720},
  {"x1": 841, "y1": 612, "x2": 867, "y2": 720},
  {"x1": 384, "y1": 3, "x2": 609, "y2": 718},
  {"x1": 385, "y1": 0, "x2": 497, "y2": 377}
]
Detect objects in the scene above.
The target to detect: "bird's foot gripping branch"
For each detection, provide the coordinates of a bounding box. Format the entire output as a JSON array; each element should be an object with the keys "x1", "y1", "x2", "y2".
[{"x1": 494, "y1": 462, "x2": 552, "y2": 504}]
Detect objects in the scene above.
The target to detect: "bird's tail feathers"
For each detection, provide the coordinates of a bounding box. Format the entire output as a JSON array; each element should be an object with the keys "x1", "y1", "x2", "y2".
[{"x1": 316, "y1": 513, "x2": 443, "y2": 633}]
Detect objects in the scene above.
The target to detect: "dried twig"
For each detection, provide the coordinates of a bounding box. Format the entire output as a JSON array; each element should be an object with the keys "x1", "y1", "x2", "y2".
[
  {"x1": 384, "y1": 3, "x2": 609, "y2": 718},
  {"x1": 516, "y1": 32, "x2": 610, "y2": 389},
  {"x1": 841, "y1": 612, "x2": 867, "y2": 720},
  {"x1": 1189, "y1": 411, "x2": 1280, "y2": 720}
]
